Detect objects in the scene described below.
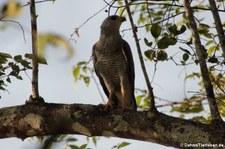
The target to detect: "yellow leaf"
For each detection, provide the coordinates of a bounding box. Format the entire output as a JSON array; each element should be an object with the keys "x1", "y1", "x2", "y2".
[
  {"x1": 1, "y1": 0, "x2": 23, "y2": 17},
  {"x1": 38, "y1": 33, "x2": 74, "y2": 59}
]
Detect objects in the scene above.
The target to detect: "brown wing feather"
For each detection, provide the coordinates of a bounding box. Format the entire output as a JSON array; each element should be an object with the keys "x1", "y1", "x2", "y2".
[{"x1": 122, "y1": 40, "x2": 137, "y2": 109}]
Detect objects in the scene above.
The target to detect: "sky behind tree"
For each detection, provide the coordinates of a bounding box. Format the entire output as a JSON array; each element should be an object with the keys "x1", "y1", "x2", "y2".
[{"x1": 0, "y1": 0, "x2": 212, "y2": 148}]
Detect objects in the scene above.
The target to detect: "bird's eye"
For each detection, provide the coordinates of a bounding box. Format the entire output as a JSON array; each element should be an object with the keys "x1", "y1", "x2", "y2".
[{"x1": 110, "y1": 16, "x2": 117, "y2": 20}]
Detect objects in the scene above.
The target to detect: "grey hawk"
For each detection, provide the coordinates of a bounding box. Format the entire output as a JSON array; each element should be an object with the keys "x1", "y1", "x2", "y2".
[{"x1": 92, "y1": 15, "x2": 136, "y2": 110}]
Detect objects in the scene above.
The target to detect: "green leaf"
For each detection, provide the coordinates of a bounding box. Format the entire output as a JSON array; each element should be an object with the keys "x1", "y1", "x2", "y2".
[
  {"x1": 73, "y1": 67, "x2": 80, "y2": 81},
  {"x1": 83, "y1": 77, "x2": 90, "y2": 86},
  {"x1": 67, "y1": 137, "x2": 78, "y2": 142},
  {"x1": 69, "y1": 145, "x2": 80, "y2": 149},
  {"x1": 145, "y1": 25, "x2": 150, "y2": 32},
  {"x1": 208, "y1": 56, "x2": 218, "y2": 63},
  {"x1": 117, "y1": 142, "x2": 130, "y2": 149},
  {"x1": 202, "y1": 32, "x2": 212, "y2": 38},
  {"x1": 58, "y1": 134, "x2": 68, "y2": 141},
  {"x1": 25, "y1": 53, "x2": 33, "y2": 59},
  {"x1": 198, "y1": 23, "x2": 210, "y2": 34},
  {"x1": 167, "y1": 37, "x2": 177, "y2": 45},
  {"x1": 117, "y1": 1, "x2": 123, "y2": 6},
  {"x1": 169, "y1": 24, "x2": 186, "y2": 35},
  {"x1": 207, "y1": 46, "x2": 217, "y2": 55},
  {"x1": 194, "y1": 60, "x2": 199, "y2": 65},
  {"x1": 11, "y1": 64, "x2": 20, "y2": 74},
  {"x1": 151, "y1": 24, "x2": 162, "y2": 38},
  {"x1": 157, "y1": 34, "x2": 177, "y2": 49},
  {"x1": 191, "y1": 116, "x2": 210, "y2": 124},
  {"x1": 158, "y1": 36, "x2": 169, "y2": 49},
  {"x1": 77, "y1": 61, "x2": 87, "y2": 66},
  {"x1": 82, "y1": 66, "x2": 87, "y2": 73},
  {"x1": 175, "y1": 7, "x2": 180, "y2": 14},
  {"x1": 144, "y1": 50, "x2": 155, "y2": 61},
  {"x1": 179, "y1": 47, "x2": 191, "y2": 55},
  {"x1": 138, "y1": 13, "x2": 146, "y2": 24},
  {"x1": 80, "y1": 144, "x2": 87, "y2": 149},
  {"x1": 136, "y1": 95, "x2": 144, "y2": 106},
  {"x1": 144, "y1": 38, "x2": 152, "y2": 47},
  {"x1": 180, "y1": 60, "x2": 185, "y2": 65},
  {"x1": 170, "y1": 102, "x2": 203, "y2": 113},
  {"x1": 183, "y1": 53, "x2": 189, "y2": 61},
  {"x1": 168, "y1": 24, "x2": 177, "y2": 35},
  {"x1": 0, "y1": 52, "x2": 12, "y2": 59},
  {"x1": 157, "y1": 50, "x2": 168, "y2": 61},
  {"x1": 6, "y1": 77, "x2": 11, "y2": 83},
  {"x1": 179, "y1": 25, "x2": 186, "y2": 34},
  {"x1": 205, "y1": 40, "x2": 213, "y2": 46},
  {"x1": 21, "y1": 60, "x2": 32, "y2": 69},
  {"x1": 38, "y1": 57, "x2": 48, "y2": 65},
  {"x1": 14, "y1": 55, "x2": 22, "y2": 62},
  {"x1": 15, "y1": 75, "x2": 23, "y2": 80},
  {"x1": 92, "y1": 136, "x2": 97, "y2": 146},
  {"x1": 185, "y1": 72, "x2": 201, "y2": 80}
]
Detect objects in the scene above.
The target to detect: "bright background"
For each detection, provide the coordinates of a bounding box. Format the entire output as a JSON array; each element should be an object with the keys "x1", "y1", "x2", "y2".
[{"x1": 0, "y1": 0, "x2": 205, "y2": 148}]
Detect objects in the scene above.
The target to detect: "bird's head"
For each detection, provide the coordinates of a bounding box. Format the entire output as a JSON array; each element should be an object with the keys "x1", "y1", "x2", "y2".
[{"x1": 100, "y1": 15, "x2": 126, "y2": 34}]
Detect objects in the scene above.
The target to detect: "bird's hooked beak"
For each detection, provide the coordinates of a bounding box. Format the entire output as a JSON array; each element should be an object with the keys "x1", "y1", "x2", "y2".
[{"x1": 120, "y1": 16, "x2": 126, "y2": 22}]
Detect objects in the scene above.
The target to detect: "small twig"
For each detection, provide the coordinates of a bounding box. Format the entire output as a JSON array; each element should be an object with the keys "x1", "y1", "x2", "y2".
[
  {"x1": 125, "y1": 0, "x2": 157, "y2": 113},
  {"x1": 67, "y1": 3, "x2": 108, "y2": 44},
  {"x1": 1, "y1": 19, "x2": 26, "y2": 43},
  {"x1": 88, "y1": 68, "x2": 106, "y2": 104},
  {"x1": 155, "y1": 95, "x2": 206, "y2": 109},
  {"x1": 117, "y1": 1, "x2": 225, "y2": 12},
  {"x1": 121, "y1": 11, "x2": 184, "y2": 33},
  {"x1": 103, "y1": 0, "x2": 116, "y2": 15}
]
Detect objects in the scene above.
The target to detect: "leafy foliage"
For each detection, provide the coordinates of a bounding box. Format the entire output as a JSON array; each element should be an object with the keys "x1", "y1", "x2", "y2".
[
  {"x1": 170, "y1": 101, "x2": 204, "y2": 113},
  {"x1": 0, "y1": 52, "x2": 32, "y2": 99},
  {"x1": 1, "y1": 0, "x2": 23, "y2": 18},
  {"x1": 38, "y1": 33, "x2": 74, "y2": 59},
  {"x1": 73, "y1": 61, "x2": 91, "y2": 87},
  {"x1": 118, "y1": 0, "x2": 225, "y2": 119},
  {"x1": 1, "y1": 0, "x2": 225, "y2": 148},
  {"x1": 111, "y1": 142, "x2": 130, "y2": 149}
]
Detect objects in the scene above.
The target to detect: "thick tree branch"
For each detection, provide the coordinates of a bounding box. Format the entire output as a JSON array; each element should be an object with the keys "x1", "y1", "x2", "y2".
[
  {"x1": 124, "y1": 0, "x2": 157, "y2": 113},
  {"x1": 183, "y1": 0, "x2": 222, "y2": 122},
  {"x1": 0, "y1": 103, "x2": 224, "y2": 148},
  {"x1": 208, "y1": 0, "x2": 225, "y2": 57}
]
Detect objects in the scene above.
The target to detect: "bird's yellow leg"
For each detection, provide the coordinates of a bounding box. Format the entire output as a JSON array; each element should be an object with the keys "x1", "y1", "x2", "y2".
[{"x1": 104, "y1": 91, "x2": 114, "y2": 110}]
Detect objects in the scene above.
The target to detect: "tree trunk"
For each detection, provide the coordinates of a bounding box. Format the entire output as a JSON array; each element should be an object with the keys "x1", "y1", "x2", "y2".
[
  {"x1": 0, "y1": 103, "x2": 224, "y2": 148},
  {"x1": 183, "y1": 0, "x2": 222, "y2": 122}
]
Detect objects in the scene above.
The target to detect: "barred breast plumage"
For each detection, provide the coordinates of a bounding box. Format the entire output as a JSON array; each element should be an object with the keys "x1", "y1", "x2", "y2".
[{"x1": 92, "y1": 15, "x2": 136, "y2": 110}]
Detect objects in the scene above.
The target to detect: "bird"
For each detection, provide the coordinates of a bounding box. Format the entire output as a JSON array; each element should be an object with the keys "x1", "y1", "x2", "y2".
[{"x1": 92, "y1": 15, "x2": 137, "y2": 111}]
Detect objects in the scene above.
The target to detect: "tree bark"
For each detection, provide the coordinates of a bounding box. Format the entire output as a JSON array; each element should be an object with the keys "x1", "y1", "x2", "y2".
[
  {"x1": 30, "y1": 0, "x2": 40, "y2": 99},
  {"x1": 125, "y1": 0, "x2": 157, "y2": 113},
  {"x1": 208, "y1": 0, "x2": 225, "y2": 57},
  {"x1": 0, "y1": 103, "x2": 224, "y2": 148},
  {"x1": 183, "y1": 0, "x2": 222, "y2": 122}
]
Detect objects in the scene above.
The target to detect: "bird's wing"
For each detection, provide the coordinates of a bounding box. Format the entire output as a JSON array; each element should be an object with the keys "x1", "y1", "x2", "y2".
[
  {"x1": 121, "y1": 40, "x2": 137, "y2": 109},
  {"x1": 92, "y1": 44, "x2": 109, "y2": 98},
  {"x1": 121, "y1": 40, "x2": 135, "y2": 93}
]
